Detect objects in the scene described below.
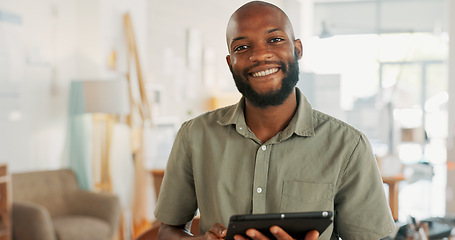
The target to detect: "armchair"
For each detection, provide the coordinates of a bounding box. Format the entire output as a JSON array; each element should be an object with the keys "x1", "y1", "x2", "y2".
[{"x1": 12, "y1": 169, "x2": 121, "y2": 240}]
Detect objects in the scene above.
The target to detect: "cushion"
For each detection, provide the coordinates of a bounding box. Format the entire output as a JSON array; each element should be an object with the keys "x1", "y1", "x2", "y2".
[{"x1": 53, "y1": 215, "x2": 111, "y2": 240}]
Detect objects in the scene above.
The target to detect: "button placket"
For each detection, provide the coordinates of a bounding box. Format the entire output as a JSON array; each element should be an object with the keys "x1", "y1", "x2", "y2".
[{"x1": 252, "y1": 144, "x2": 271, "y2": 213}]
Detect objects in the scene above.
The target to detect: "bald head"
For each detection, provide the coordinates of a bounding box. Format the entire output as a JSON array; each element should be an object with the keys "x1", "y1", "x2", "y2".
[
  {"x1": 226, "y1": 1, "x2": 296, "y2": 50},
  {"x1": 235, "y1": 1, "x2": 283, "y2": 14}
]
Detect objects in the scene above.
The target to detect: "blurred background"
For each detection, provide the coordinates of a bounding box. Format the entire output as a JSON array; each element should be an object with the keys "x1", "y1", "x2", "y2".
[{"x1": 1, "y1": 0, "x2": 455, "y2": 238}]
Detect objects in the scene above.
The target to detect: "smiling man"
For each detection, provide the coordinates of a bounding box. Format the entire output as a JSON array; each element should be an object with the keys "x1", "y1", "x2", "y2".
[{"x1": 154, "y1": 1, "x2": 395, "y2": 240}]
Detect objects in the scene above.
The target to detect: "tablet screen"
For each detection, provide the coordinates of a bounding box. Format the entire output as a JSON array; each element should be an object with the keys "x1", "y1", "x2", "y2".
[{"x1": 225, "y1": 211, "x2": 333, "y2": 240}]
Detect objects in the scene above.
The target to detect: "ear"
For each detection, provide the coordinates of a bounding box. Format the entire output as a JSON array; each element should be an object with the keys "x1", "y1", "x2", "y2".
[
  {"x1": 226, "y1": 55, "x2": 232, "y2": 67},
  {"x1": 294, "y1": 39, "x2": 303, "y2": 60}
]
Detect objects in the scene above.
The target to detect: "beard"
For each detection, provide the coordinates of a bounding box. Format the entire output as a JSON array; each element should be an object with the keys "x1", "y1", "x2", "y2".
[{"x1": 230, "y1": 51, "x2": 300, "y2": 109}]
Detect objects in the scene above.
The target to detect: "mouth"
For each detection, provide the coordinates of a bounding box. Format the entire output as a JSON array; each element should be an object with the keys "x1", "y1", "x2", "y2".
[{"x1": 250, "y1": 67, "x2": 280, "y2": 77}]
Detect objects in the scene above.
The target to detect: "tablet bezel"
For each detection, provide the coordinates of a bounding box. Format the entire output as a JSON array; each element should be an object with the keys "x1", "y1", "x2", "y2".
[{"x1": 225, "y1": 211, "x2": 333, "y2": 240}]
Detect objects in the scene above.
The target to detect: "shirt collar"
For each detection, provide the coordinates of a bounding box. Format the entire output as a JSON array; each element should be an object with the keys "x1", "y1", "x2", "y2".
[
  {"x1": 217, "y1": 96, "x2": 247, "y2": 127},
  {"x1": 217, "y1": 87, "x2": 315, "y2": 138},
  {"x1": 291, "y1": 88, "x2": 315, "y2": 137}
]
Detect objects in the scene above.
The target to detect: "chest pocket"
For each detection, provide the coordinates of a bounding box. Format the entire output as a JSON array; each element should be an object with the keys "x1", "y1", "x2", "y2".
[{"x1": 280, "y1": 180, "x2": 334, "y2": 212}]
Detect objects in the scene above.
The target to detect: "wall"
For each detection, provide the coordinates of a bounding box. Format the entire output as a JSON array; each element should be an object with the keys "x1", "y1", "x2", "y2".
[
  {"x1": 0, "y1": 0, "x2": 146, "y2": 173},
  {"x1": 0, "y1": 0, "x2": 78, "y2": 172}
]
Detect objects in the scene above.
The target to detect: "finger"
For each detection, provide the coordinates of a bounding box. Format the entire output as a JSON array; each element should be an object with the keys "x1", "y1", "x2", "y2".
[
  {"x1": 204, "y1": 231, "x2": 224, "y2": 240},
  {"x1": 233, "y1": 234, "x2": 248, "y2": 240},
  {"x1": 304, "y1": 230, "x2": 319, "y2": 240},
  {"x1": 208, "y1": 223, "x2": 227, "y2": 238},
  {"x1": 270, "y1": 226, "x2": 294, "y2": 240},
  {"x1": 246, "y1": 228, "x2": 269, "y2": 240},
  {"x1": 205, "y1": 230, "x2": 228, "y2": 240}
]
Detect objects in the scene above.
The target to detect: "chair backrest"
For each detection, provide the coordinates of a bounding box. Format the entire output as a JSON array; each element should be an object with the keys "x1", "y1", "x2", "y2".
[{"x1": 12, "y1": 169, "x2": 80, "y2": 217}]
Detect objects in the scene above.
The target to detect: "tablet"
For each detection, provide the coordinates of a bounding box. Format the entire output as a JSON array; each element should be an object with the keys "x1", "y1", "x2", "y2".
[{"x1": 225, "y1": 211, "x2": 333, "y2": 240}]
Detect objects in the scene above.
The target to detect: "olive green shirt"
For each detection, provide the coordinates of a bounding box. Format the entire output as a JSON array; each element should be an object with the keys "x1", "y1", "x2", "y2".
[{"x1": 155, "y1": 88, "x2": 395, "y2": 239}]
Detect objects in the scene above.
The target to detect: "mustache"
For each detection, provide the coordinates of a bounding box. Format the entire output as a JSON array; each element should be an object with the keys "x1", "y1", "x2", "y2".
[{"x1": 242, "y1": 61, "x2": 287, "y2": 77}]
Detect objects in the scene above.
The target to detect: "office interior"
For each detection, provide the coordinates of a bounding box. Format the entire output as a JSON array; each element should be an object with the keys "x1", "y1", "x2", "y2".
[{"x1": 1, "y1": 0, "x2": 455, "y2": 239}]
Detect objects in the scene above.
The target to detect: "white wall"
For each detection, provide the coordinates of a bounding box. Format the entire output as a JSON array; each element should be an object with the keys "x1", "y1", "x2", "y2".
[
  {"x1": 0, "y1": 0, "x2": 78, "y2": 172},
  {"x1": 0, "y1": 0, "x2": 146, "y2": 173}
]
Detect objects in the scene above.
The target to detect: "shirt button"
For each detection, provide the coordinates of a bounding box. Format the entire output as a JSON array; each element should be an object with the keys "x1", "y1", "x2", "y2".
[
  {"x1": 257, "y1": 187, "x2": 263, "y2": 193},
  {"x1": 261, "y1": 145, "x2": 267, "y2": 151}
]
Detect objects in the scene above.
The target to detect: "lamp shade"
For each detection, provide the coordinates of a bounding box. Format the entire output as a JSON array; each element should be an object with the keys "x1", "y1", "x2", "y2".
[{"x1": 70, "y1": 79, "x2": 130, "y2": 115}]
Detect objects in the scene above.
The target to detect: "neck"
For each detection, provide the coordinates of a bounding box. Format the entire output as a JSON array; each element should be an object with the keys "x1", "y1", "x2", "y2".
[{"x1": 244, "y1": 88, "x2": 298, "y2": 143}]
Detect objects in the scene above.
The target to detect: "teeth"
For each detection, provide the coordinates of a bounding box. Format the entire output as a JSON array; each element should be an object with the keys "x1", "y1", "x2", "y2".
[{"x1": 252, "y1": 68, "x2": 278, "y2": 77}]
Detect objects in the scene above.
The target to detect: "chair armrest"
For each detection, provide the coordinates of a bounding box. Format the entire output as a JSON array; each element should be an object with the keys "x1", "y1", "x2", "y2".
[
  {"x1": 12, "y1": 201, "x2": 57, "y2": 240},
  {"x1": 69, "y1": 190, "x2": 121, "y2": 234}
]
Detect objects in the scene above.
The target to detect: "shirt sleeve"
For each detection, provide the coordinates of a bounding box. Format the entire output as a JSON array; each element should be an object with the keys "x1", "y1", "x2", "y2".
[
  {"x1": 154, "y1": 121, "x2": 198, "y2": 226},
  {"x1": 334, "y1": 134, "x2": 396, "y2": 239}
]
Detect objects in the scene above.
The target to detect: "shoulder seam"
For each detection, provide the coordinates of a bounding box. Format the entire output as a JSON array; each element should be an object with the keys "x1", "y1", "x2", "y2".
[
  {"x1": 337, "y1": 134, "x2": 362, "y2": 189},
  {"x1": 179, "y1": 120, "x2": 193, "y2": 166},
  {"x1": 312, "y1": 110, "x2": 361, "y2": 135}
]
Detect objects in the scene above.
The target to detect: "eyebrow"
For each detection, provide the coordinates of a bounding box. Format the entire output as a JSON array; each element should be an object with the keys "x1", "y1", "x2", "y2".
[
  {"x1": 231, "y1": 36, "x2": 247, "y2": 44},
  {"x1": 230, "y1": 28, "x2": 283, "y2": 45},
  {"x1": 267, "y1": 28, "x2": 281, "y2": 34}
]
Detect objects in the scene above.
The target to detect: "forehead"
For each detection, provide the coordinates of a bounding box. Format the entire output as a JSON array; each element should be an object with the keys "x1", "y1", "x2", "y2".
[{"x1": 226, "y1": 5, "x2": 292, "y2": 44}]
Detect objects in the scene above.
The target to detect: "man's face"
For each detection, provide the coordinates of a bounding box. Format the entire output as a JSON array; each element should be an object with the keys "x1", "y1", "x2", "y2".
[
  {"x1": 226, "y1": 5, "x2": 302, "y2": 108},
  {"x1": 230, "y1": 51, "x2": 300, "y2": 108}
]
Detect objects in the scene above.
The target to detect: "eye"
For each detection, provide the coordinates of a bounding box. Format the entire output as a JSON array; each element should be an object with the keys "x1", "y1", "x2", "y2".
[
  {"x1": 233, "y1": 45, "x2": 248, "y2": 52},
  {"x1": 270, "y1": 37, "x2": 284, "y2": 43}
]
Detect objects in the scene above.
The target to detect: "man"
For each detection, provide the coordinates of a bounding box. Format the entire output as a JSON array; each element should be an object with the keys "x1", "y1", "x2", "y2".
[{"x1": 155, "y1": 1, "x2": 395, "y2": 239}]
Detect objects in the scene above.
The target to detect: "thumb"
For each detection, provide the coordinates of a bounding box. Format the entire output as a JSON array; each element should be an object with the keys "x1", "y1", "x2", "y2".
[{"x1": 209, "y1": 223, "x2": 227, "y2": 237}]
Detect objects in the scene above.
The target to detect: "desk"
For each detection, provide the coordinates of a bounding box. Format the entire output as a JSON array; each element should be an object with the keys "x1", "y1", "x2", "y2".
[{"x1": 382, "y1": 174, "x2": 405, "y2": 221}]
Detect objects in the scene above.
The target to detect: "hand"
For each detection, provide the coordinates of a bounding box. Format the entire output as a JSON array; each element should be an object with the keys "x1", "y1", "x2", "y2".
[
  {"x1": 200, "y1": 223, "x2": 227, "y2": 240},
  {"x1": 233, "y1": 226, "x2": 319, "y2": 240}
]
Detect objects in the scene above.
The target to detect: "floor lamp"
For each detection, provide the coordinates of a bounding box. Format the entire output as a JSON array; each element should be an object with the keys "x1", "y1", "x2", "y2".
[{"x1": 80, "y1": 79, "x2": 130, "y2": 192}]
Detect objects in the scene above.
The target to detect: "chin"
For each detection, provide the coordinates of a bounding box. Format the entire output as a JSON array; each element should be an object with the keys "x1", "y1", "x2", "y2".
[{"x1": 253, "y1": 84, "x2": 281, "y2": 94}]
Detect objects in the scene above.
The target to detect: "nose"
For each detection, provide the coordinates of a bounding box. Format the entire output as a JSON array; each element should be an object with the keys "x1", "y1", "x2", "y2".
[{"x1": 248, "y1": 45, "x2": 273, "y2": 62}]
